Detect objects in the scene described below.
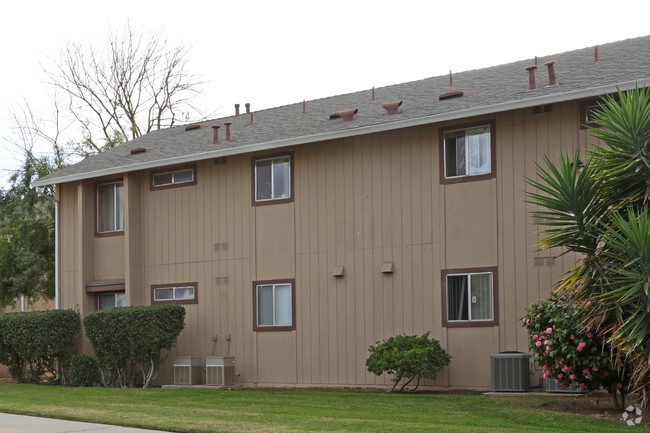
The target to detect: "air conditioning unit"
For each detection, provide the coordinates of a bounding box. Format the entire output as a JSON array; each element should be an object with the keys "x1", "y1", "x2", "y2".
[
  {"x1": 490, "y1": 352, "x2": 531, "y2": 392},
  {"x1": 206, "y1": 356, "x2": 235, "y2": 386},
  {"x1": 546, "y1": 379, "x2": 586, "y2": 393},
  {"x1": 173, "y1": 356, "x2": 203, "y2": 385}
]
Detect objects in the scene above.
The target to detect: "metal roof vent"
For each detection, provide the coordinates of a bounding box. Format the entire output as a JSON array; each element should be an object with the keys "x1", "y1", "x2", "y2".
[
  {"x1": 130, "y1": 147, "x2": 151, "y2": 155},
  {"x1": 185, "y1": 124, "x2": 204, "y2": 131},
  {"x1": 593, "y1": 45, "x2": 600, "y2": 63},
  {"x1": 544, "y1": 61, "x2": 558, "y2": 87},
  {"x1": 224, "y1": 121, "x2": 233, "y2": 141},
  {"x1": 381, "y1": 101, "x2": 402, "y2": 115},
  {"x1": 526, "y1": 65, "x2": 538, "y2": 91},
  {"x1": 329, "y1": 109, "x2": 358, "y2": 122},
  {"x1": 439, "y1": 91, "x2": 467, "y2": 100}
]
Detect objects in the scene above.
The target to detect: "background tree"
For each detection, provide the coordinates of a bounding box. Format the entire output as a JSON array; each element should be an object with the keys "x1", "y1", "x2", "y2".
[
  {"x1": 50, "y1": 24, "x2": 204, "y2": 157},
  {"x1": 527, "y1": 86, "x2": 650, "y2": 408}
]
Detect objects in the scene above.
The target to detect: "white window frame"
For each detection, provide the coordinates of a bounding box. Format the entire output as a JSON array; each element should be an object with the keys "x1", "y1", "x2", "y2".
[
  {"x1": 445, "y1": 271, "x2": 494, "y2": 323},
  {"x1": 254, "y1": 155, "x2": 292, "y2": 203},
  {"x1": 152, "y1": 284, "x2": 197, "y2": 303},
  {"x1": 97, "y1": 292, "x2": 125, "y2": 310},
  {"x1": 152, "y1": 167, "x2": 195, "y2": 187},
  {"x1": 96, "y1": 181, "x2": 124, "y2": 234},
  {"x1": 442, "y1": 123, "x2": 493, "y2": 180}
]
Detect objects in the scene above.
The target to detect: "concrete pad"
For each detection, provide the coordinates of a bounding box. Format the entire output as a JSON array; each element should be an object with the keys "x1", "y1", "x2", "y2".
[{"x1": 0, "y1": 413, "x2": 171, "y2": 433}]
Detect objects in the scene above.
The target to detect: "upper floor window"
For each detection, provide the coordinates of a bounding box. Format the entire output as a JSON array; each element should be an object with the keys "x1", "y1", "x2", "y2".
[
  {"x1": 150, "y1": 165, "x2": 197, "y2": 190},
  {"x1": 253, "y1": 154, "x2": 293, "y2": 205},
  {"x1": 440, "y1": 121, "x2": 495, "y2": 184},
  {"x1": 253, "y1": 279, "x2": 295, "y2": 331},
  {"x1": 442, "y1": 267, "x2": 498, "y2": 328},
  {"x1": 151, "y1": 282, "x2": 198, "y2": 305},
  {"x1": 97, "y1": 180, "x2": 124, "y2": 235}
]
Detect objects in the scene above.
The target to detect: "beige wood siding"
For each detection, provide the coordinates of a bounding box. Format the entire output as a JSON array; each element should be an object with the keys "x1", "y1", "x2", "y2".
[{"x1": 57, "y1": 100, "x2": 589, "y2": 388}]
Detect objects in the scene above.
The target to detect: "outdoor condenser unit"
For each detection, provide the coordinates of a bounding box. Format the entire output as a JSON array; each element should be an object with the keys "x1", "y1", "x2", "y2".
[
  {"x1": 206, "y1": 356, "x2": 235, "y2": 386},
  {"x1": 173, "y1": 356, "x2": 203, "y2": 385},
  {"x1": 490, "y1": 352, "x2": 531, "y2": 392},
  {"x1": 546, "y1": 379, "x2": 586, "y2": 393}
]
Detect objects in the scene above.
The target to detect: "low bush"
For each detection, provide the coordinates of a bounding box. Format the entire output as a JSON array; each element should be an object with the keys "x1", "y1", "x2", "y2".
[
  {"x1": 366, "y1": 332, "x2": 451, "y2": 392},
  {"x1": 0, "y1": 309, "x2": 80, "y2": 383},
  {"x1": 83, "y1": 304, "x2": 185, "y2": 388},
  {"x1": 69, "y1": 354, "x2": 101, "y2": 387}
]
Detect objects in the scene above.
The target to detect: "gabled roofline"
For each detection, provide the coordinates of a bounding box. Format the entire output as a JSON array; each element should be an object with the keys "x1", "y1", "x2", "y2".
[{"x1": 32, "y1": 78, "x2": 649, "y2": 187}]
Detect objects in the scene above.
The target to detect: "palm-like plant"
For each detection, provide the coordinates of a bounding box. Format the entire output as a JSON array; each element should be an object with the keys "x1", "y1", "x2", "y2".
[{"x1": 527, "y1": 86, "x2": 650, "y2": 409}]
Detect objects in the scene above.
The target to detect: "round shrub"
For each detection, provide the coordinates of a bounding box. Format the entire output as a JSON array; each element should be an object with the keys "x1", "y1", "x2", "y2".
[{"x1": 70, "y1": 354, "x2": 101, "y2": 387}]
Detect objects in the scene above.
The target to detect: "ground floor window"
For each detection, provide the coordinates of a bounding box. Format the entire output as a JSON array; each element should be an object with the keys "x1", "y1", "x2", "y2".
[
  {"x1": 253, "y1": 279, "x2": 295, "y2": 331},
  {"x1": 97, "y1": 292, "x2": 125, "y2": 310},
  {"x1": 442, "y1": 267, "x2": 498, "y2": 327}
]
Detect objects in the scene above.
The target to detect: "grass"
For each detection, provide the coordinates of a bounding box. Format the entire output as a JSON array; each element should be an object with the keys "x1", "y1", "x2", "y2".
[{"x1": 0, "y1": 383, "x2": 646, "y2": 432}]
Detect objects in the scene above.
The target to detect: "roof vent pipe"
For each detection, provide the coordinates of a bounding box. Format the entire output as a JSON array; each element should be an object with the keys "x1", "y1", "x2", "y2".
[
  {"x1": 525, "y1": 65, "x2": 538, "y2": 91},
  {"x1": 371, "y1": 87, "x2": 376, "y2": 101},
  {"x1": 329, "y1": 109, "x2": 358, "y2": 122},
  {"x1": 302, "y1": 100, "x2": 306, "y2": 115},
  {"x1": 544, "y1": 60, "x2": 558, "y2": 86},
  {"x1": 534, "y1": 56, "x2": 538, "y2": 66},
  {"x1": 224, "y1": 121, "x2": 233, "y2": 141},
  {"x1": 250, "y1": 112, "x2": 254, "y2": 125},
  {"x1": 448, "y1": 70, "x2": 454, "y2": 87},
  {"x1": 212, "y1": 125, "x2": 220, "y2": 144},
  {"x1": 235, "y1": 104, "x2": 240, "y2": 115},
  {"x1": 593, "y1": 45, "x2": 600, "y2": 63},
  {"x1": 245, "y1": 103, "x2": 250, "y2": 113},
  {"x1": 382, "y1": 101, "x2": 402, "y2": 115}
]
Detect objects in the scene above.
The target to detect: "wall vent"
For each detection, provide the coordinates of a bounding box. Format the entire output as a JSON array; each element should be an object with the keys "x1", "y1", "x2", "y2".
[
  {"x1": 214, "y1": 242, "x2": 229, "y2": 252},
  {"x1": 206, "y1": 356, "x2": 235, "y2": 386},
  {"x1": 533, "y1": 256, "x2": 555, "y2": 266},
  {"x1": 533, "y1": 104, "x2": 553, "y2": 114},
  {"x1": 215, "y1": 276, "x2": 229, "y2": 285},
  {"x1": 490, "y1": 352, "x2": 531, "y2": 391},
  {"x1": 173, "y1": 356, "x2": 203, "y2": 385}
]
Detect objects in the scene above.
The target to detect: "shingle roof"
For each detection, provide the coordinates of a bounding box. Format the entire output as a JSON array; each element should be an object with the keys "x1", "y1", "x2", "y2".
[{"x1": 33, "y1": 35, "x2": 650, "y2": 186}]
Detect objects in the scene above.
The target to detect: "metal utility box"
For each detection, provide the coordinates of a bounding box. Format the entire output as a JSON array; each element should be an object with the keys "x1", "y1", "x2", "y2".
[
  {"x1": 546, "y1": 379, "x2": 586, "y2": 393},
  {"x1": 490, "y1": 352, "x2": 531, "y2": 392},
  {"x1": 173, "y1": 356, "x2": 203, "y2": 385},
  {"x1": 206, "y1": 356, "x2": 235, "y2": 386}
]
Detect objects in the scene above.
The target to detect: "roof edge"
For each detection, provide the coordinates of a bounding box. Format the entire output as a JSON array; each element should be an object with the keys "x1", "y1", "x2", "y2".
[{"x1": 32, "y1": 78, "x2": 650, "y2": 188}]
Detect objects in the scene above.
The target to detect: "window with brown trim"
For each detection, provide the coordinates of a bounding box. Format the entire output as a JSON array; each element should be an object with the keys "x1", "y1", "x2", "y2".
[
  {"x1": 151, "y1": 282, "x2": 198, "y2": 305},
  {"x1": 253, "y1": 279, "x2": 296, "y2": 331},
  {"x1": 441, "y1": 267, "x2": 498, "y2": 328},
  {"x1": 252, "y1": 153, "x2": 294, "y2": 205},
  {"x1": 96, "y1": 179, "x2": 124, "y2": 236},
  {"x1": 150, "y1": 165, "x2": 197, "y2": 190},
  {"x1": 439, "y1": 121, "x2": 496, "y2": 184},
  {"x1": 580, "y1": 100, "x2": 601, "y2": 129}
]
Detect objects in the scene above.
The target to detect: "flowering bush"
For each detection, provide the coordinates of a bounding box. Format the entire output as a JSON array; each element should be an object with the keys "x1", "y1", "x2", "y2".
[{"x1": 522, "y1": 296, "x2": 628, "y2": 395}]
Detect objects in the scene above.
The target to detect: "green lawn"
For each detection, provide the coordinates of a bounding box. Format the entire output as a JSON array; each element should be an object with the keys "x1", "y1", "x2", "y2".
[{"x1": 0, "y1": 383, "x2": 645, "y2": 432}]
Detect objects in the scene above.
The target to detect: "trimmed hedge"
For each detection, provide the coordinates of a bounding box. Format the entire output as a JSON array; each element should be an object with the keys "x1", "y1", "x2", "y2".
[
  {"x1": 0, "y1": 309, "x2": 80, "y2": 383},
  {"x1": 83, "y1": 304, "x2": 185, "y2": 388}
]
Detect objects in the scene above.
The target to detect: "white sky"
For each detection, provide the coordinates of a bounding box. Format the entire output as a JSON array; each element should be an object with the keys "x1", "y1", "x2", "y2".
[{"x1": 1, "y1": 0, "x2": 649, "y2": 186}]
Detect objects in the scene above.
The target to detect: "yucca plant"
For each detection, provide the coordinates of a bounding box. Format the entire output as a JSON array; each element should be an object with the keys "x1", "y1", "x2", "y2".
[{"x1": 527, "y1": 86, "x2": 650, "y2": 409}]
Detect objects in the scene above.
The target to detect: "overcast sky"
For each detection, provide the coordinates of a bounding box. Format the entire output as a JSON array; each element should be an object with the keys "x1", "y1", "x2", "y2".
[{"x1": 1, "y1": 0, "x2": 649, "y2": 186}]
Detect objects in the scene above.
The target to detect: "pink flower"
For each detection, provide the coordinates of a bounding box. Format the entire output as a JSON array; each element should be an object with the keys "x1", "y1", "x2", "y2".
[
  {"x1": 544, "y1": 340, "x2": 550, "y2": 345},
  {"x1": 583, "y1": 368, "x2": 590, "y2": 374},
  {"x1": 592, "y1": 366, "x2": 599, "y2": 372},
  {"x1": 546, "y1": 327, "x2": 553, "y2": 334},
  {"x1": 536, "y1": 341, "x2": 542, "y2": 347},
  {"x1": 577, "y1": 342, "x2": 586, "y2": 352},
  {"x1": 587, "y1": 332, "x2": 593, "y2": 338},
  {"x1": 522, "y1": 318, "x2": 526, "y2": 324},
  {"x1": 533, "y1": 335, "x2": 539, "y2": 340},
  {"x1": 587, "y1": 301, "x2": 591, "y2": 306},
  {"x1": 546, "y1": 346, "x2": 551, "y2": 351},
  {"x1": 562, "y1": 383, "x2": 569, "y2": 388},
  {"x1": 555, "y1": 379, "x2": 560, "y2": 383},
  {"x1": 526, "y1": 319, "x2": 530, "y2": 325},
  {"x1": 570, "y1": 334, "x2": 575, "y2": 340},
  {"x1": 543, "y1": 374, "x2": 550, "y2": 379},
  {"x1": 617, "y1": 383, "x2": 623, "y2": 389},
  {"x1": 570, "y1": 374, "x2": 576, "y2": 380},
  {"x1": 558, "y1": 374, "x2": 564, "y2": 379},
  {"x1": 579, "y1": 383, "x2": 585, "y2": 389},
  {"x1": 603, "y1": 371, "x2": 609, "y2": 377}
]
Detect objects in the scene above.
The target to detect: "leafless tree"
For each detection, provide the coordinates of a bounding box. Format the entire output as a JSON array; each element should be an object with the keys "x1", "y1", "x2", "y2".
[{"x1": 49, "y1": 25, "x2": 203, "y2": 156}]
